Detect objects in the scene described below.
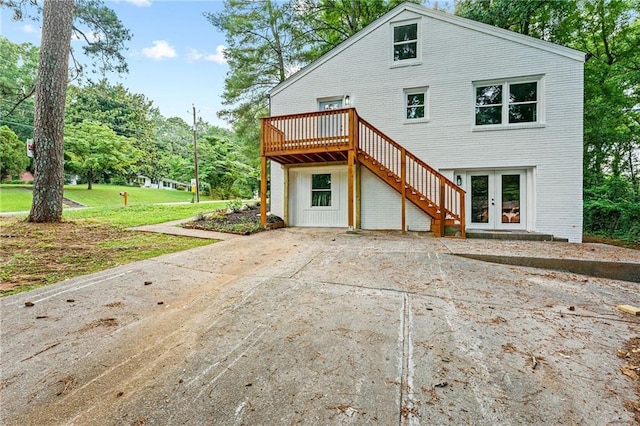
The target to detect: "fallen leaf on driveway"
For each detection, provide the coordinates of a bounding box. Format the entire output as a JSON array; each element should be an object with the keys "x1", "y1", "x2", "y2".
[{"x1": 621, "y1": 365, "x2": 640, "y2": 381}]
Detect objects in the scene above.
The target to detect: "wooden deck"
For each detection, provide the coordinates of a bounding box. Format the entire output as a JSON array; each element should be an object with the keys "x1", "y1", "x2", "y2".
[{"x1": 260, "y1": 108, "x2": 466, "y2": 237}]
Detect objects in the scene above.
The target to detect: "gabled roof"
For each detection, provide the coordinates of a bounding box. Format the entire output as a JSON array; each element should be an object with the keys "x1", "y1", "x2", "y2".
[{"x1": 271, "y1": 2, "x2": 585, "y2": 96}]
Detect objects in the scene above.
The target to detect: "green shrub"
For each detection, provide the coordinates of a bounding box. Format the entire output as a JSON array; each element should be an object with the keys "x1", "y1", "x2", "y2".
[
  {"x1": 227, "y1": 199, "x2": 243, "y2": 213},
  {"x1": 584, "y1": 200, "x2": 640, "y2": 243},
  {"x1": 199, "y1": 182, "x2": 212, "y2": 196}
]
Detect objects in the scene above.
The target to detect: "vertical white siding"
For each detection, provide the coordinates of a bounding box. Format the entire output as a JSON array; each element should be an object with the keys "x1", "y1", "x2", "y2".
[
  {"x1": 289, "y1": 166, "x2": 348, "y2": 227},
  {"x1": 271, "y1": 9, "x2": 583, "y2": 242},
  {"x1": 360, "y1": 168, "x2": 431, "y2": 231},
  {"x1": 270, "y1": 162, "x2": 285, "y2": 220}
]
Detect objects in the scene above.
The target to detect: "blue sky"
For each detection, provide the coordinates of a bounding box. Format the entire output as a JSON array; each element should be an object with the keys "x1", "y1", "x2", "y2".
[{"x1": 0, "y1": 0, "x2": 230, "y2": 128}]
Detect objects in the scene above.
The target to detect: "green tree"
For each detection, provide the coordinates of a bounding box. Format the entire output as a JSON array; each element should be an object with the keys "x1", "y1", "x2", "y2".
[
  {"x1": 570, "y1": 0, "x2": 640, "y2": 196},
  {"x1": 0, "y1": 125, "x2": 29, "y2": 179},
  {"x1": 153, "y1": 113, "x2": 193, "y2": 159},
  {"x1": 64, "y1": 120, "x2": 138, "y2": 189},
  {"x1": 297, "y1": 0, "x2": 421, "y2": 57},
  {"x1": 65, "y1": 80, "x2": 157, "y2": 180},
  {"x1": 198, "y1": 127, "x2": 257, "y2": 199},
  {"x1": 0, "y1": 36, "x2": 39, "y2": 142},
  {"x1": 2, "y1": 0, "x2": 132, "y2": 222},
  {"x1": 454, "y1": 0, "x2": 577, "y2": 41},
  {"x1": 205, "y1": 0, "x2": 310, "y2": 165}
]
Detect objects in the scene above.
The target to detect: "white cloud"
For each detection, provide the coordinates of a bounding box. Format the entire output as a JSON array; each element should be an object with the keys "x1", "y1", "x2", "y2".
[
  {"x1": 142, "y1": 40, "x2": 177, "y2": 60},
  {"x1": 186, "y1": 45, "x2": 227, "y2": 64},
  {"x1": 23, "y1": 24, "x2": 37, "y2": 34},
  {"x1": 122, "y1": 0, "x2": 152, "y2": 6}
]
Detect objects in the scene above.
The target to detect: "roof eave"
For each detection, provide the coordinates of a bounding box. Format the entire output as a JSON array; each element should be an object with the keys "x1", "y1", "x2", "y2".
[{"x1": 270, "y1": 2, "x2": 585, "y2": 97}]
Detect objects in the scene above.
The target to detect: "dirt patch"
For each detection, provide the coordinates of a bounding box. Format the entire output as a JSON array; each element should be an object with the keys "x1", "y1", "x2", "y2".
[
  {"x1": 183, "y1": 204, "x2": 283, "y2": 235},
  {"x1": 78, "y1": 318, "x2": 119, "y2": 333},
  {"x1": 619, "y1": 337, "x2": 640, "y2": 423},
  {"x1": 583, "y1": 235, "x2": 640, "y2": 251},
  {"x1": 0, "y1": 217, "x2": 212, "y2": 296}
]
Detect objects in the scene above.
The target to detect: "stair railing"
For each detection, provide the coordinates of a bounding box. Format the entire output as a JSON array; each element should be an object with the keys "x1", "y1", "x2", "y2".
[{"x1": 357, "y1": 116, "x2": 465, "y2": 236}]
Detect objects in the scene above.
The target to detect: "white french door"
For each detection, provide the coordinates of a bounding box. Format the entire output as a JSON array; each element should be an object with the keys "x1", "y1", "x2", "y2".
[{"x1": 467, "y1": 170, "x2": 526, "y2": 230}]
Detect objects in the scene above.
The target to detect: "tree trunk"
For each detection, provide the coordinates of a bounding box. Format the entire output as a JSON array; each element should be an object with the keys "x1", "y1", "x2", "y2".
[
  {"x1": 87, "y1": 168, "x2": 93, "y2": 190},
  {"x1": 28, "y1": 0, "x2": 75, "y2": 223}
]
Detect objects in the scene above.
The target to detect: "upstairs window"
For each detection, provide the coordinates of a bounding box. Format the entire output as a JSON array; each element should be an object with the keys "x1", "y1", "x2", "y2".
[
  {"x1": 403, "y1": 87, "x2": 429, "y2": 122},
  {"x1": 475, "y1": 78, "x2": 540, "y2": 126},
  {"x1": 311, "y1": 173, "x2": 331, "y2": 207},
  {"x1": 393, "y1": 23, "x2": 418, "y2": 61},
  {"x1": 475, "y1": 85, "x2": 503, "y2": 125},
  {"x1": 508, "y1": 82, "x2": 537, "y2": 123},
  {"x1": 406, "y1": 93, "x2": 424, "y2": 119}
]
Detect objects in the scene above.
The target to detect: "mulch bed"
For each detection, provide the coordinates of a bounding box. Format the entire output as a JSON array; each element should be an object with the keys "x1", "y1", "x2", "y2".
[{"x1": 182, "y1": 205, "x2": 283, "y2": 235}]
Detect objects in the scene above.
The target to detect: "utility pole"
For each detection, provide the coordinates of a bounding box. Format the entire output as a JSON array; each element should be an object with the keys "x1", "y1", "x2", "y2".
[{"x1": 192, "y1": 104, "x2": 200, "y2": 203}]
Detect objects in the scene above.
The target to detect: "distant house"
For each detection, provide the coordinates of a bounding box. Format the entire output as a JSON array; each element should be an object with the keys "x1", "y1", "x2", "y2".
[
  {"x1": 20, "y1": 172, "x2": 34, "y2": 183},
  {"x1": 259, "y1": 2, "x2": 584, "y2": 242},
  {"x1": 136, "y1": 175, "x2": 189, "y2": 191}
]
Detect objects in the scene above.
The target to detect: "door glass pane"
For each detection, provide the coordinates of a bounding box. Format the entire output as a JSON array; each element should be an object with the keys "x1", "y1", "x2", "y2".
[
  {"x1": 501, "y1": 174, "x2": 520, "y2": 223},
  {"x1": 471, "y1": 175, "x2": 489, "y2": 223}
]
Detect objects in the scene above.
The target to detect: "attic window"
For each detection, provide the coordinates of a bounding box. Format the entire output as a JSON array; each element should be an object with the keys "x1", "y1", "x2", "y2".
[{"x1": 393, "y1": 23, "x2": 418, "y2": 61}]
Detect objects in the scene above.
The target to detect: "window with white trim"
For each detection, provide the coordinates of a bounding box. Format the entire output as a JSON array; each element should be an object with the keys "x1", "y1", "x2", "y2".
[
  {"x1": 475, "y1": 78, "x2": 540, "y2": 126},
  {"x1": 393, "y1": 23, "x2": 418, "y2": 62},
  {"x1": 311, "y1": 173, "x2": 331, "y2": 207},
  {"x1": 404, "y1": 87, "x2": 429, "y2": 121}
]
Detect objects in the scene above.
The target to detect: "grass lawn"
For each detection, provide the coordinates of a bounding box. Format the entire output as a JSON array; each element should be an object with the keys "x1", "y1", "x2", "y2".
[
  {"x1": 0, "y1": 184, "x2": 218, "y2": 212},
  {"x1": 0, "y1": 201, "x2": 236, "y2": 297},
  {"x1": 0, "y1": 186, "x2": 33, "y2": 212},
  {"x1": 64, "y1": 184, "x2": 196, "y2": 207},
  {"x1": 64, "y1": 202, "x2": 231, "y2": 227}
]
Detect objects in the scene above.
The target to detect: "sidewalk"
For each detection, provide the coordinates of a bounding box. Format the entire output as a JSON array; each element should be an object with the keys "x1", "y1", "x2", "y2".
[{"x1": 128, "y1": 218, "x2": 239, "y2": 240}]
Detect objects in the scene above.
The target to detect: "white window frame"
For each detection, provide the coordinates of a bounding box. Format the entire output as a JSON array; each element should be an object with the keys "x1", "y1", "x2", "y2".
[
  {"x1": 310, "y1": 173, "x2": 332, "y2": 208},
  {"x1": 473, "y1": 75, "x2": 545, "y2": 131},
  {"x1": 390, "y1": 20, "x2": 421, "y2": 67},
  {"x1": 403, "y1": 86, "x2": 429, "y2": 123}
]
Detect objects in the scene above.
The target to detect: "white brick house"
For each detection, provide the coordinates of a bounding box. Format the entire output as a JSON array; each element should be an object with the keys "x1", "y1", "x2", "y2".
[{"x1": 259, "y1": 2, "x2": 585, "y2": 242}]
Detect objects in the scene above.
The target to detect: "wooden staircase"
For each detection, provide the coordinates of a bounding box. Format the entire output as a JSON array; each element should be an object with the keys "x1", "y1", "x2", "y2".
[
  {"x1": 260, "y1": 107, "x2": 465, "y2": 237},
  {"x1": 356, "y1": 116, "x2": 465, "y2": 237}
]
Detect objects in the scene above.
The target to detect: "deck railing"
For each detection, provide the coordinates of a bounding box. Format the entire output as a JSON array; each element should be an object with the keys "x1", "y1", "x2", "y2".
[
  {"x1": 260, "y1": 108, "x2": 465, "y2": 236},
  {"x1": 261, "y1": 109, "x2": 354, "y2": 155}
]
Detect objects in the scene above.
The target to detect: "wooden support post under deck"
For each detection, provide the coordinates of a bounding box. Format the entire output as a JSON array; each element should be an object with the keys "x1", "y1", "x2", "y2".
[
  {"x1": 438, "y1": 178, "x2": 446, "y2": 237},
  {"x1": 401, "y1": 148, "x2": 406, "y2": 233},
  {"x1": 355, "y1": 164, "x2": 361, "y2": 229},
  {"x1": 260, "y1": 155, "x2": 267, "y2": 226},
  {"x1": 347, "y1": 149, "x2": 355, "y2": 230},
  {"x1": 459, "y1": 191, "x2": 466, "y2": 238},
  {"x1": 283, "y1": 165, "x2": 289, "y2": 225}
]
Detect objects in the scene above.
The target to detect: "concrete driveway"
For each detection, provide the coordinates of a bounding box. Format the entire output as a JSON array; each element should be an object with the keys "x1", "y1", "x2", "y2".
[{"x1": 1, "y1": 229, "x2": 639, "y2": 425}]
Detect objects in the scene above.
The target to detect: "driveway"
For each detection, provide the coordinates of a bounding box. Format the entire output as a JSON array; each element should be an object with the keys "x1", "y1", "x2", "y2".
[{"x1": 1, "y1": 229, "x2": 639, "y2": 425}]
